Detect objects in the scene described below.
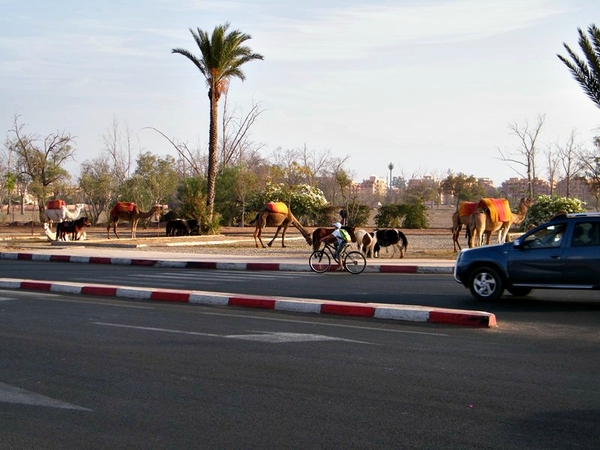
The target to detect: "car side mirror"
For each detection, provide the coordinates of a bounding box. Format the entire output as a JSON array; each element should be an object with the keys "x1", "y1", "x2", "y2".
[{"x1": 513, "y1": 239, "x2": 523, "y2": 249}]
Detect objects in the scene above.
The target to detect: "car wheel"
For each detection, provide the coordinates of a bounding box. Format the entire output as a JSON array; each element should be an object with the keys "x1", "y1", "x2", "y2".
[
  {"x1": 468, "y1": 267, "x2": 504, "y2": 301},
  {"x1": 506, "y1": 287, "x2": 533, "y2": 297}
]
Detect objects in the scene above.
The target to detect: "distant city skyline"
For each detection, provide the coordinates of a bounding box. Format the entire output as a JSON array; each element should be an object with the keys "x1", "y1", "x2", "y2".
[{"x1": 2, "y1": 1, "x2": 599, "y2": 187}]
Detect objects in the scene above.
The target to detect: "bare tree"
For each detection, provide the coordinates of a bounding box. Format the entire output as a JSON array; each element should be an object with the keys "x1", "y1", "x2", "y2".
[
  {"x1": 6, "y1": 116, "x2": 76, "y2": 220},
  {"x1": 144, "y1": 97, "x2": 265, "y2": 180},
  {"x1": 498, "y1": 114, "x2": 546, "y2": 198},
  {"x1": 220, "y1": 96, "x2": 267, "y2": 168},
  {"x1": 296, "y1": 145, "x2": 336, "y2": 187},
  {"x1": 142, "y1": 127, "x2": 205, "y2": 178},
  {"x1": 555, "y1": 129, "x2": 583, "y2": 197},
  {"x1": 315, "y1": 156, "x2": 352, "y2": 208},
  {"x1": 578, "y1": 135, "x2": 600, "y2": 210},
  {"x1": 78, "y1": 155, "x2": 119, "y2": 224},
  {"x1": 102, "y1": 116, "x2": 133, "y2": 184},
  {"x1": 544, "y1": 145, "x2": 561, "y2": 196}
]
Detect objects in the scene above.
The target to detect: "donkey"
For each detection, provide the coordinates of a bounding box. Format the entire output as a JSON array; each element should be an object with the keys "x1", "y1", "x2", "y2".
[
  {"x1": 372, "y1": 229, "x2": 408, "y2": 259},
  {"x1": 56, "y1": 217, "x2": 91, "y2": 241}
]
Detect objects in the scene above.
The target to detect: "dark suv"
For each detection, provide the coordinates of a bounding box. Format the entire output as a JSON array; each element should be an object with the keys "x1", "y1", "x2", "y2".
[{"x1": 454, "y1": 212, "x2": 600, "y2": 300}]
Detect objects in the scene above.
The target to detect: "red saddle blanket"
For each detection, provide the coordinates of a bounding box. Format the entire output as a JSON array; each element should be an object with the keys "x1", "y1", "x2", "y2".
[
  {"x1": 458, "y1": 201, "x2": 478, "y2": 217},
  {"x1": 266, "y1": 202, "x2": 288, "y2": 215},
  {"x1": 46, "y1": 200, "x2": 65, "y2": 210},
  {"x1": 478, "y1": 198, "x2": 512, "y2": 222},
  {"x1": 114, "y1": 202, "x2": 136, "y2": 213}
]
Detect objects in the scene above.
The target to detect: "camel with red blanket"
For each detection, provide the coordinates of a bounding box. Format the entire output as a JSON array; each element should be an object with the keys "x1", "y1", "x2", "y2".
[
  {"x1": 44, "y1": 200, "x2": 85, "y2": 230},
  {"x1": 107, "y1": 202, "x2": 162, "y2": 239},
  {"x1": 469, "y1": 197, "x2": 533, "y2": 247},
  {"x1": 451, "y1": 201, "x2": 478, "y2": 253},
  {"x1": 250, "y1": 202, "x2": 313, "y2": 248}
]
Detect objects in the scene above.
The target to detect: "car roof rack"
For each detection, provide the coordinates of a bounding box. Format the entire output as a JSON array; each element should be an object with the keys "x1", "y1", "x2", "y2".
[{"x1": 564, "y1": 212, "x2": 600, "y2": 218}]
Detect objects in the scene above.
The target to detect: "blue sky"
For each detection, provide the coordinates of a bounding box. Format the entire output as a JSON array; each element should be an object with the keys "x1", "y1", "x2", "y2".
[{"x1": 1, "y1": 0, "x2": 599, "y2": 186}]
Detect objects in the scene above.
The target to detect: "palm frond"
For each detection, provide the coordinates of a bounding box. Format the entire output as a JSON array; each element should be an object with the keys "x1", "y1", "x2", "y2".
[{"x1": 558, "y1": 24, "x2": 600, "y2": 109}]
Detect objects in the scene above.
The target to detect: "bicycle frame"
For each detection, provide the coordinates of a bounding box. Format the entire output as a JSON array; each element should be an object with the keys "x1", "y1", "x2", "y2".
[{"x1": 320, "y1": 241, "x2": 348, "y2": 262}]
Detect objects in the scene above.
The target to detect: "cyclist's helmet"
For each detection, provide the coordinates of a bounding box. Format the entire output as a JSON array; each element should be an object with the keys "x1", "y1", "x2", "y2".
[{"x1": 332, "y1": 222, "x2": 342, "y2": 229}]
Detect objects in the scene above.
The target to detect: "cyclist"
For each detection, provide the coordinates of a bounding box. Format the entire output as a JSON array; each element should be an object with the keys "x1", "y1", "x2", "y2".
[{"x1": 320, "y1": 222, "x2": 350, "y2": 271}]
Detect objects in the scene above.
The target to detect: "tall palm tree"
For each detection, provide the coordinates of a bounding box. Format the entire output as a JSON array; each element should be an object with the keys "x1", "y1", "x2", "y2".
[
  {"x1": 557, "y1": 24, "x2": 600, "y2": 109},
  {"x1": 172, "y1": 23, "x2": 263, "y2": 223}
]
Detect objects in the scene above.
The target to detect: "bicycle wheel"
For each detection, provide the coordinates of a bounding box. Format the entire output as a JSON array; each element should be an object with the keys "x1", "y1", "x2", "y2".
[
  {"x1": 309, "y1": 250, "x2": 331, "y2": 273},
  {"x1": 343, "y1": 251, "x2": 366, "y2": 274}
]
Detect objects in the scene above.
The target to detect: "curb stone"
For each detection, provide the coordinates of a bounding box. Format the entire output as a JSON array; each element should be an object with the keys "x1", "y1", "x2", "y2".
[{"x1": 0, "y1": 278, "x2": 497, "y2": 328}]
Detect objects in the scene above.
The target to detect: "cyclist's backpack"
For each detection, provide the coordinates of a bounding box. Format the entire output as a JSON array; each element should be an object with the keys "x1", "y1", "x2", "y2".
[{"x1": 339, "y1": 228, "x2": 351, "y2": 242}]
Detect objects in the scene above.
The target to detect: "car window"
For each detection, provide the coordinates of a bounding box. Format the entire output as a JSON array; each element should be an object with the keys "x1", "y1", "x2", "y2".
[
  {"x1": 571, "y1": 222, "x2": 600, "y2": 247},
  {"x1": 522, "y1": 223, "x2": 567, "y2": 249}
]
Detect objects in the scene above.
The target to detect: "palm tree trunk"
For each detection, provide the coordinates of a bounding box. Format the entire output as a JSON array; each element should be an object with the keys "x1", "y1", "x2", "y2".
[{"x1": 206, "y1": 91, "x2": 219, "y2": 222}]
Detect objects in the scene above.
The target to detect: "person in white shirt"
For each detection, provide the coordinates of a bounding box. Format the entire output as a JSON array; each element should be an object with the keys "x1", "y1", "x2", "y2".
[{"x1": 319, "y1": 222, "x2": 348, "y2": 271}]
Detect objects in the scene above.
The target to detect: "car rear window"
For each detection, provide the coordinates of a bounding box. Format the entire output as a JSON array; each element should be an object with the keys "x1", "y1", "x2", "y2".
[{"x1": 571, "y1": 222, "x2": 600, "y2": 247}]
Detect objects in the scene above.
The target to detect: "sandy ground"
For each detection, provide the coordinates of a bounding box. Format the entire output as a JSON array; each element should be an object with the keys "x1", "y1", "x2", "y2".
[{"x1": 0, "y1": 206, "x2": 461, "y2": 260}]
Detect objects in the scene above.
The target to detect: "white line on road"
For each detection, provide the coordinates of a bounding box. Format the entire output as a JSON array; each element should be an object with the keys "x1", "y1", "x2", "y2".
[
  {"x1": 93, "y1": 322, "x2": 371, "y2": 344},
  {"x1": 186, "y1": 310, "x2": 450, "y2": 337},
  {"x1": 0, "y1": 382, "x2": 92, "y2": 411}
]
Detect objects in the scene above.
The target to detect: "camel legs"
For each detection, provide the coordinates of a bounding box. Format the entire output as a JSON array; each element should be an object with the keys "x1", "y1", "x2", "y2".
[
  {"x1": 267, "y1": 224, "x2": 288, "y2": 247},
  {"x1": 497, "y1": 224, "x2": 510, "y2": 244},
  {"x1": 131, "y1": 218, "x2": 139, "y2": 239},
  {"x1": 253, "y1": 226, "x2": 265, "y2": 248},
  {"x1": 107, "y1": 219, "x2": 120, "y2": 239},
  {"x1": 452, "y1": 224, "x2": 463, "y2": 253}
]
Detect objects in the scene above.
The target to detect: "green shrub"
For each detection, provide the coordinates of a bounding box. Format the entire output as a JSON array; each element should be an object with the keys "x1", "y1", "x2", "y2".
[
  {"x1": 522, "y1": 195, "x2": 586, "y2": 229},
  {"x1": 401, "y1": 203, "x2": 429, "y2": 228},
  {"x1": 374, "y1": 201, "x2": 429, "y2": 229}
]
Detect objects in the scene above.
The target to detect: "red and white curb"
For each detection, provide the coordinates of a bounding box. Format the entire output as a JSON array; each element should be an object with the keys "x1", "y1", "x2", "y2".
[
  {"x1": 0, "y1": 251, "x2": 453, "y2": 274},
  {"x1": 0, "y1": 278, "x2": 496, "y2": 328}
]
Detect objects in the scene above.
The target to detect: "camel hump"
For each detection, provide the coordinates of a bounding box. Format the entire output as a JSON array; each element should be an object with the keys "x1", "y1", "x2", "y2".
[
  {"x1": 479, "y1": 198, "x2": 511, "y2": 222},
  {"x1": 114, "y1": 202, "x2": 136, "y2": 213},
  {"x1": 266, "y1": 202, "x2": 288, "y2": 215},
  {"x1": 458, "y1": 201, "x2": 478, "y2": 216},
  {"x1": 46, "y1": 200, "x2": 65, "y2": 210}
]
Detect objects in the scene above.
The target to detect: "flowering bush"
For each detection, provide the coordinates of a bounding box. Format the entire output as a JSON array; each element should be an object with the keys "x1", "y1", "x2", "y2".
[
  {"x1": 522, "y1": 195, "x2": 586, "y2": 229},
  {"x1": 249, "y1": 182, "x2": 328, "y2": 224}
]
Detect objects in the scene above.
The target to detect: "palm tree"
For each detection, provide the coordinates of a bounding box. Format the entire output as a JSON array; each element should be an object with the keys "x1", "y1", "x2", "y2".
[
  {"x1": 557, "y1": 24, "x2": 600, "y2": 109},
  {"x1": 172, "y1": 23, "x2": 263, "y2": 223}
]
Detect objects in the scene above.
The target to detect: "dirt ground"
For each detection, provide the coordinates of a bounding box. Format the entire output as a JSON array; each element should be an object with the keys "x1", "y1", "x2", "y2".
[{"x1": 0, "y1": 206, "x2": 459, "y2": 260}]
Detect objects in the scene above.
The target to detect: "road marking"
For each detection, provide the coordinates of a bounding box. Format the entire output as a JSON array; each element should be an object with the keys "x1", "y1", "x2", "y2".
[
  {"x1": 131, "y1": 271, "x2": 313, "y2": 280},
  {"x1": 94, "y1": 322, "x2": 220, "y2": 337},
  {"x1": 183, "y1": 310, "x2": 450, "y2": 336},
  {"x1": 46, "y1": 298, "x2": 154, "y2": 309},
  {"x1": 93, "y1": 322, "x2": 371, "y2": 344},
  {"x1": 0, "y1": 382, "x2": 91, "y2": 411},
  {"x1": 225, "y1": 332, "x2": 370, "y2": 344},
  {"x1": 72, "y1": 271, "x2": 311, "y2": 286},
  {"x1": 0, "y1": 296, "x2": 16, "y2": 301}
]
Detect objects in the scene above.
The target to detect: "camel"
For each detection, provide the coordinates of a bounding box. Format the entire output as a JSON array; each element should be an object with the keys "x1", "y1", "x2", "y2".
[
  {"x1": 452, "y1": 201, "x2": 492, "y2": 252},
  {"x1": 469, "y1": 197, "x2": 533, "y2": 248},
  {"x1": 249, "y1": 202, "x2": 313, "y2": 248},
  {"x1": 107, "y1": 202, "x2": 162, "y2": 239},
  {"x1": 44, "y1": 203, "x2": 85, "y2": 229}
]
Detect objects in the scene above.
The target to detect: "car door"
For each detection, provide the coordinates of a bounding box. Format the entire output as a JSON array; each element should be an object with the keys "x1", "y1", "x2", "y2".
[
  {"x1": 507, "y1": 222, "x2": 567, "y2": 286},
  {"x1": 562, "y1": 221, "x2": 600, "y2": 287}
]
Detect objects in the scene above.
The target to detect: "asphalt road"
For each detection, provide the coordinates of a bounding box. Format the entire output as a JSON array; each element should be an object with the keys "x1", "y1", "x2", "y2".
[
  {"x1": 1, "y1": 259, "x2": 599, "y2": 330},
  {"x1": 1, "y1": 289, "x2": 599, "y2": 449}
]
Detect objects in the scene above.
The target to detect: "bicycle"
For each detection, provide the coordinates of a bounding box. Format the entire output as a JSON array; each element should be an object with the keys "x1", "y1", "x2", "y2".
[{"x1": 309, "y1": 241, "x2": 367, "y2": 274}]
